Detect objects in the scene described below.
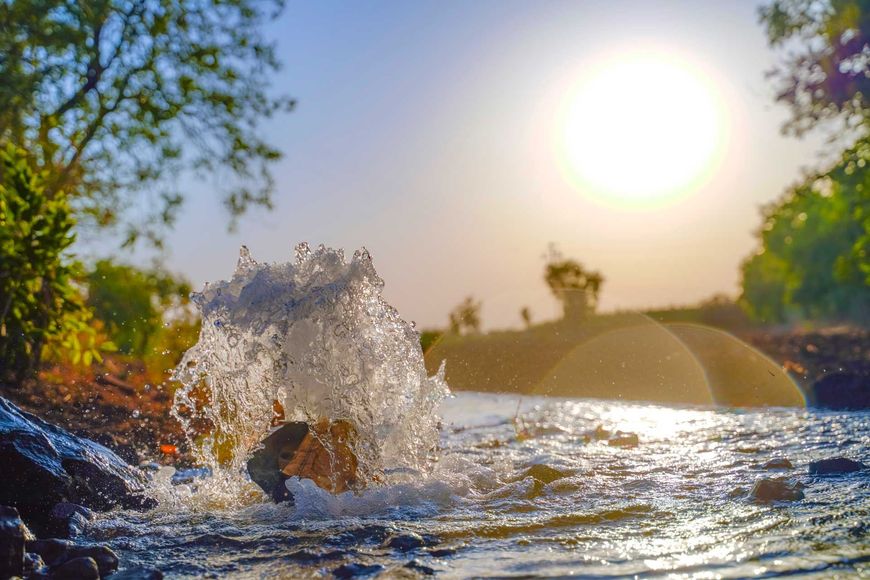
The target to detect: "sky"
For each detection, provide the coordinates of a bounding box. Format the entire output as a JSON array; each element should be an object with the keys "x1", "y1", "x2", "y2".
[{"x1": 127, "y1": 0, "x2": 830, "y2": 330}]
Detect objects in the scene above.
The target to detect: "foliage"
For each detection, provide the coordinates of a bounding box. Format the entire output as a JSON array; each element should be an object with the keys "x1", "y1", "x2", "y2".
[
  {"x1": 0, "y1": 0, "x2": 292, "y2": 247},
  {"x1": 544, "y1": 245, "x2": 604, "y2": 321},
  {"x1": 759, "y1": 0, "x2": 870, "y2": 136},
  {"x1": 448, "y1": 296, "x2": 482, "y2": 335},
  {"x1": 0, "y1": 144, "x2": 110, "y2": 380},
  {"x1": 419, "y1": 329, "x2": 444, "y2": 354},
  {"x1": 740, "y1": 141, "x2": 870, "y2": 323},
  {"x1": 520, "y1": 306, "x2": 532, "y2": 328},
  {"x1": 86, "y1": 260, "x2": 193, "y2": 357}
]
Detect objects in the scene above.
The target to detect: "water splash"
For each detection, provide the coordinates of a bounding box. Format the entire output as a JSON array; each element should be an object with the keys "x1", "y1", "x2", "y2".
[{"x1": 172, "y1": 243, "x2": 450, "y2": 489}]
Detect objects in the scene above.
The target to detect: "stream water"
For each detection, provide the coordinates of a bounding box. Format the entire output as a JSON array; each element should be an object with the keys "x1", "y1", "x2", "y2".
[{"x1": 84, "y1": 245, "x2": 869, "y2": 578}]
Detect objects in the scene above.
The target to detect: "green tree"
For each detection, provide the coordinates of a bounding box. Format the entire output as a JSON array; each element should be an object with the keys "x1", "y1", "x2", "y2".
[
  {"x1": 740, "y1": 142, "x2": 870, "y2": 323},
  {"x1": 86, "y1": 260, "x2": 192, "y2": 357},
  {"x1": 0, "y1": 0, "x2": 292, "y2": 246},
  {"x1": 760, "y1": 0, "x2": 870, "y2": 136},
  {"x1": 448, "y1": 296, "x2": 482, "y2": 335},
  {"x1": 544, "y1": 245, "x2": 604, "y2": 321},
  {"x1": 0, "y1": 144, "x2": 106, "y2": 380}
]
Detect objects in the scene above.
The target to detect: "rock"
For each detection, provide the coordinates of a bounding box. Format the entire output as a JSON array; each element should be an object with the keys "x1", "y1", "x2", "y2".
[
  {"x1": 26, "y1": 538, "x2": 118, "y2": 575},
  {"x1": 0, "y1": 397, "x2": 154, "y2": 535},
  {"x1": 26, "y1": 539, "x2": 73, "y2": 567},
  {"x1": 0, "y1": 505, "x2": 27, "y2": 578},
  {"x1": 246, "y1": 422, "x2": 310, "y2": 502},
  {"x1": 384, "y1": 532, "x2": 425, "y2": 551},
  {"x1": 811, "y1": 373, "x2": 870, "y2": 410},
  {"x1": 43, "y1": 502, "x2": 94, "y2": 539},
  {"x1": 427, "y1": 547, "x2": 457, "y2": 557},
  {"x1": 23, "y1": 551, "x2": 45, "y2": 576},
  {"x1": 405, "y1": 559, "x2": 436, "y2": 575},
  {"x1": 762, "y1": 458, "x2": 793, "y2": 470},
  {"x1": 607, "y1": 433, "x2": 639, "y2": 448},
  {"x1": 521, "y1": 464, "x2": 569, "y2": 484},
  {"x1": 809, "y1": 457, "x2": 866, "y2": 475},
  {"x1": 51, "y1": 556, "x2": 100, "y2": 579},
  {"x1": 109, "y1": 567, "x2": 164, "y2": 580},
  {"x1": 750, "y1": 477, "x2": 805, "y2": 503},
  {"x1": 333, "y1": 562, "x2": 384, "y2": 578}
]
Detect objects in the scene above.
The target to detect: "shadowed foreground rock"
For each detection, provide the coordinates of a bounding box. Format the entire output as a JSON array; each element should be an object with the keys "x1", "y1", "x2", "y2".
[
  {"x1": 0, "y1": 397, "x2": 153, "y2": 535},
  {"x1": 809, "y1": 457, "x2": 866, "y2": 475}
]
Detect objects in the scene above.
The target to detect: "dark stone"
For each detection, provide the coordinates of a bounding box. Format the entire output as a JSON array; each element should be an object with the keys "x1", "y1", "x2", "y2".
[
  {"x1": 522, "y1": 464, "x2": 568, "y2": 484},
  {"x1": 0, "y1": 505, "x2": 27, "y2": 578},
  {"x1": 51, "y1": 556, "x2": 100, "y2": 579},
  {"x1": 42, "y1": 502, "x2": 94, "y2": 539},
  {"x1": 109, "y1": 567, "x2": 165, "y2": 580},
  {"x1": 385, "y1": 532, "x2": 425, "y2": 552},
  {"x1": 762, "y1": 458, "x2": 794, "y2": 470},
  {"x1": 246, "y1": 422, "x2": 309, "y2": 502},
  {"x1": 0, "y1": 397, "x2": 154, "y2": 535},
  {"x1": 427, "y1": 547, "x2": 457, "y2": 558},
  {"x1": 607, "y1": 433, "x2": 640, "y2": 448},
  {"x1": 405, "y1": 559, "x2": 436, "y2": 575},
  {"x1": 811, "y1": 373, "x2": 870, "y2": 410},
  {"x1": 26, "y1": 538, "x2": 118, "y2": 575},
  {"x1": 333, "y1": 562, "x2": 384, "y2": 578},
  {"x1": 809, "y1": 457, "x2": 866, "y2": 475},
  {"x1": 750, "y1": 477, "x2": 805, "y2": 503},
  {"x1": 26, "y1": 539, "x2": 73, "y2": 567},
  {"x1": 23, "y1": 551, "x2": 45, "y2": 575}
]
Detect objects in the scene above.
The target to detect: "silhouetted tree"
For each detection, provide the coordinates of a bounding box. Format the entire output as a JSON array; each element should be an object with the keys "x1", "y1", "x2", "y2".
[
  {"x1": 0, "y1": 0, "x2": 292, "y2": 246},
  {"x1": 544, "y1": 245, "x2": 604, "y2": 321},
  {"x1": 520, "y1": 306, "x2": 532, "y2": 328},
  {"x1": 448, "y1": 296, "x2": 482, "y2": 335}
]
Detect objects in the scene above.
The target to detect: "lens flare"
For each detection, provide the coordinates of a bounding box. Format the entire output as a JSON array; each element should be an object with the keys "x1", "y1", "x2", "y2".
[{"x1": 556, "y1": 50, "x2": 728, "y2": 208}]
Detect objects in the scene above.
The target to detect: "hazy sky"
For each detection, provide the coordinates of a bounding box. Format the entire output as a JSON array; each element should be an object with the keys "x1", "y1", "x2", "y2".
[{"x1": 129, "y1": 0, "x2": 830, "y2": 330}]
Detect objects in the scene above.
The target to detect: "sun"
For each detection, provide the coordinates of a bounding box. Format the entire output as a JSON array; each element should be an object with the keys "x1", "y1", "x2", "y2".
[{"x1": 557, "y1": 51, "x2": 727, "y2": 208}]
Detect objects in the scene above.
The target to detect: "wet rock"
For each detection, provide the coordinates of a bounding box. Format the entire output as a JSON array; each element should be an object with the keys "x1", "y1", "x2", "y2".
[
  {"x1": 333, "y1": 562, "x2": 384, "y2": 578},
  {"x1": 811, "y1": 372, "x2": 870, "y2": 410},
  {"x1": 427, "y1": 547, "x2": 458, "y2": 558},
  {"x1": 44, "y1": 502, "x2": 94, "y2": 539},
  {"x1": 0, "y1": 505, "x2": 27, "y2": 578},
  {"x1": 522, "y1": 464, "x2": 569, "y2": 484},
  {"x1": 809, "y1": 457, "x2": 866, "y2": 475},
  {"x1": 762, "y1": 458, "x2": 793, "y2": 470},
  {"x1": 750, "y1": 477, "x2": 805, "y2": 503},
  {"x1": 0, "y1": 397, "x2": 153, "y2": 535},
  {"x1": 26, "y1": 538, "x2": 119, "y2": 575},
  {"x1": 246, "y1": 422, "x2": 309, "y2": 502},
  {"x1": 23, "y1": 551, "x2": 45, "y2": 576},
  {"x1": 607, "y1": 433, "x2": 640, "y2": 448},
  {"x1": 107, "y1": 566, "x2": 164, "y2": 579},
  {"x1": 384, "y1": 532, "x2": 425, "y2": 551},
  {"x1": 51, "y1": 556, "x2": 100, "y2": 579},
  {"x1": 405, "y1": 559, "x2": 436, "y2": 575}
]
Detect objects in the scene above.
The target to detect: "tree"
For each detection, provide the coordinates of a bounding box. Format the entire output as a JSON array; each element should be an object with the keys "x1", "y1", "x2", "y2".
[
  {"x1": 448, "y1": 296, "x2": 482, "y2": 335},
  {"x1": 520, "y1": 306, "x2": 532, "y2": 328},
  {"x1": 544, "y1": 245, "x2": 604, "y2": 321},
  {"x1": 85, "y1": 260, "x2": 192, "y2": 356},
  {"x1": 0, "y1": 0, "x2": 292, "y2": 247},
  {"x1": 740, "y1": 141, "x2": 870, "y2": 323},
  {"x1": 760, "y1": 0, "x2": 870, "y2": 136},
  {"x1": 0, "y1": 144, "x2": 106, "y2": 381}
]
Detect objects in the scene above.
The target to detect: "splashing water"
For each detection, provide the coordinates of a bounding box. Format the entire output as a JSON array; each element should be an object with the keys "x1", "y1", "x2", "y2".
[{"x1": 171, "y1": 243, "x2": 449, "y2": 490}]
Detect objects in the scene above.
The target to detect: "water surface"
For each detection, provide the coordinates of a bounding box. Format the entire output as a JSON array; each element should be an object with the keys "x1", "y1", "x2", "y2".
[{"x1": 89, "y1": 392, "x2": 870, "y2": 578}]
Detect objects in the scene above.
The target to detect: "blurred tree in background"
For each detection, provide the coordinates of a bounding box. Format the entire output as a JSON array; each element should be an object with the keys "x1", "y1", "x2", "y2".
[
  {"x1": 0, "y1": 0, "x2": 292, "y2": 247},
  {"x1": 741, "y1": 142, "x2": 870, "y2": 322},
  {"x1": 448, "y1": 296, "x2": 482, "y2": 335},
  {"x1": 85, "y1": 260, "x2": 193, "y2": 357},
  {"x1": 742, "y1": 0, "x2": 870, "y2": 323},
  {"x1": 544, "y1": 245, "x2": 604, "y2": 322},
  {"x1": 0, "y1": 145, "x2": 109, "y2": 381}
]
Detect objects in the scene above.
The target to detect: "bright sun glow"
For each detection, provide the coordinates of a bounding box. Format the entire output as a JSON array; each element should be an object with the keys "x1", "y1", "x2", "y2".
[{"x1": 558, "y1": 51, "x2": 727, "y2": 208}]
